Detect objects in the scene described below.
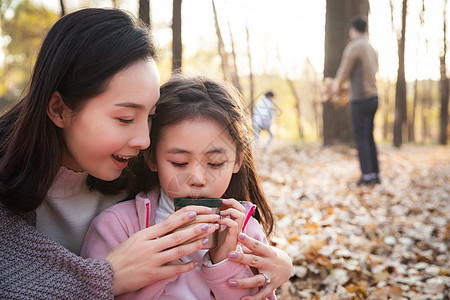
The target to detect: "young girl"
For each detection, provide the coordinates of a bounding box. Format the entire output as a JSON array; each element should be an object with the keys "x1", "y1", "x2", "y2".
[{"x1": 81, "y1": 75, "x2": 277, "y2": 299}]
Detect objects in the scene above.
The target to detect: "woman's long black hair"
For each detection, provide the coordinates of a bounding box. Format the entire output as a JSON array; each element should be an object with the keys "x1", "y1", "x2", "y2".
[{"x1": 0, "y1": 8, "x2": 156, "y2": 212}]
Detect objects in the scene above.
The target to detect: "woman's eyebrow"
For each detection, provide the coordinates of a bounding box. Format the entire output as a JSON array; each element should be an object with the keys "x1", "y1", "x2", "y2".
[{"x1": 114, "y1": 102, "x2": 145, "y2": 109}]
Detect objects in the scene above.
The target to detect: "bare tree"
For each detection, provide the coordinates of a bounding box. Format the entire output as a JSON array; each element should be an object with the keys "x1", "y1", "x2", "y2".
[
  {"x1": 409, "y1": 0, "x2": 426, "y2": 143},
  {"x1": 422, "y1": 79, "x2": 432, "y2": 143},
  {"x1": 440, "y1": 0, "x2": 449, "y2": 145},
  {"x1": 393, "y1": 0, "x2": 408, "y2": 147},
  {"x1": 139, "y1": 0, "x2": 150, "y2": 28},
  {"x1": 59, "y1": 0, "x2": 65, "y2": 16},
  {"x1": 409, "y1": 79, "x2": 418, "y2": 142},
  {"x1": 245, "y1": 20, "x2": 254, "y2": 116},
  {"x1": 382, "y1": 81, "x2": 391, "y2": 141},
  {"x1": 172, "y1": 0, "x2": 182, "y2": 72},
  {"x1": 227, "y1": 18, "x2": 241, "y2": 92},
  {"x1": 277, "y1": 47, "x2": 303, "y2": 139},
  {"x1": 323, "y1": 0, "x2": 369, "y2": 146},
  {"x1": 211, "y1": 0, "x2": 230, "y2": 82}
]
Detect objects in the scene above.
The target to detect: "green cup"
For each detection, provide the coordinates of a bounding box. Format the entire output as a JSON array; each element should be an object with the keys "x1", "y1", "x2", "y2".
[{"x1": 174, "y1": 197, "x2": 222, "y2": 248}]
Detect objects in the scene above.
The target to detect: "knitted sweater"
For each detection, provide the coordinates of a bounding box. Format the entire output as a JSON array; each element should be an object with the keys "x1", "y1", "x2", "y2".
[{"x1": 0, "y1": 203, "x2": 114, "y2": 299}]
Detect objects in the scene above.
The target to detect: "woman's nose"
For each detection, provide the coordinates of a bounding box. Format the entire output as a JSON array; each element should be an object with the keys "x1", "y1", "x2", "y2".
[{"x1": 129, "y1": 123, "x2": 151, "y2": 150}]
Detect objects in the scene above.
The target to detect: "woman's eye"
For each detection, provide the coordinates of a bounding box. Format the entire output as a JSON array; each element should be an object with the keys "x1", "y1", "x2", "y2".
[
  {"x1": 171, "y1": 162, "x2": 187, "y2": 167},
  {"x1": 118, "y1": 118, "x2": 134, "y2": 124},
  {"x1": 208, "y1": 162, "x2": 225, "y2": 169}
]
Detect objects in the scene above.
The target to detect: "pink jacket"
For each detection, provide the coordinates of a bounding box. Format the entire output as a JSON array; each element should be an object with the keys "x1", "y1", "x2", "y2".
[{"x1": 80, "y1": 189, "x2": 275, "y2": 300}]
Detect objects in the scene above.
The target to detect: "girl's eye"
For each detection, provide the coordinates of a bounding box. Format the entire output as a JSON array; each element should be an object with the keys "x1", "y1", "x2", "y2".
[
  {"x1": 118, "y1": 118, "x2": 134, "y2": 124},
  {"x1": 171, "y1": 162, "x2": 187, "y2": 167},
  {"x1": 208, "y1": 162, "x2": 225, "y2": 169}
]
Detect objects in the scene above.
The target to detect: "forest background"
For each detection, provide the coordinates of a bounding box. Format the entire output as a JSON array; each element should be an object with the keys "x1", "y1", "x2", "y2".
[
  {"x1": 0, "y1": 0, "x2": 449, "y2": 299},
  {"x1": 0, "y1": 0, "x2": 449, "y2": 146}
]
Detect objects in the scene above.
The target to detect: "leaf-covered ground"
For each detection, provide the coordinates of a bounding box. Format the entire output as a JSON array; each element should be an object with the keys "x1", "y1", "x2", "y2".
[{"x1": 256, "y1": 142, "x2": 449, "y2": 299}]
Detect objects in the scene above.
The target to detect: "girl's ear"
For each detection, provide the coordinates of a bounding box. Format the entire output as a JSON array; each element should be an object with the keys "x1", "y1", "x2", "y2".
[
  {"x1": 47, "y1": 91, "x2": 68, "y2": 128},
  {"x1": 145, "y1": 151, "x2": 158, "y2": 172},
  {"x1": 233, "y1": 156, "x2": 243, "y2": 173}
]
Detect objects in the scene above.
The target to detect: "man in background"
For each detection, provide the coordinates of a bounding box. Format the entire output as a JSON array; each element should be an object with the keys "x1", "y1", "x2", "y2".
[{"x1": 331, "y1": 16, "x2": 380, "y2": 186}]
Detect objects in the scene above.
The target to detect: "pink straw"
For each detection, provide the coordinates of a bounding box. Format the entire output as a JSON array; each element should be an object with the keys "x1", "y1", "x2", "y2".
[{"x1": 242, "y1": 204, "x2": 256, "y2": 232}]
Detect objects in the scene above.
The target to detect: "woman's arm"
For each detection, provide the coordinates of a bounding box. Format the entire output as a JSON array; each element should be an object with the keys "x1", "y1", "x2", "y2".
[
  {"x1": 227, "y1": 233, "x2": 293, "y2": 300},
  {"x1": 0, "y1": 204, "x2": 114, "y2": 299}
]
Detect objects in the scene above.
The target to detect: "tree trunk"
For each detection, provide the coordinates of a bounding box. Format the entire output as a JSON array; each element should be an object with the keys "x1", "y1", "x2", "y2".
[
  {"x1": 323, "y1": 0, "x2": 369, "y2": 146},
  {"x1": 211, "y1": 0, "x2": 230, "y2": 82},
  {"x1": 421, "y1": 79, "x2": 431, "y2": 143},
  {"x1": 245, "y1": 21, "x2": 254, "y2": 116},
  {"x1": 383, "y1": 81, "x2": 390, "y2": 141},
  {"x1": 59, "y1": 0, "x2": 65, "y2": 16},
  {"x1": 393, "y1": 0, "x2": 408, "y2": 147},
  {"x1": 440, "y1": 0, "x2": 449, "y2": 145},
  {"x1": 227, "y1": 19, "x2": 241, "y2": 92},
  {"x1": 139, "y1": 0, "x2": 150, "y2": 28},
  {"x1": 287, "y1": 78, "x2": 303, "y2": 139},
  {"x1": 276, "y1": 48, "x2": 303, "y2": 139},
  {"x1": 409, "y1": 79, "x2": 418, "y2": 142},
  {"x1": 172, "y1": 0, "x2": 182, "y2": 73}
]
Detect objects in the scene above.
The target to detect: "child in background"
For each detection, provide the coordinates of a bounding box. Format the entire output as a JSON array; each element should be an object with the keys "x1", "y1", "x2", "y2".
[{"x1": 81, "y1": 75, "x2": 276, "y2": 299}]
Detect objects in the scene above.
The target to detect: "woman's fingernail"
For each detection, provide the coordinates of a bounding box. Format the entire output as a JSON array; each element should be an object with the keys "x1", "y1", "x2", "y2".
[
  {"x1": 188, "y1": 212, "x2": 197, "y2": 219},
  {"x1": 229, "y1": 281, "x2": 237, "y2": 287},
  {"x1": 201, "y1": 224, "x2": 209, "y2": 231},
  {"x1": 229, "y1": 251, "x2": 238, "y2": 259},
  {"x1": 193, "y1": 261, "x2": 200, "y2": 267},
  {"x1": 239, "y1": 233, "x2": 246, "y2": 240},
  {"x1": 202, "y1": 238, "x2": 209, "y2": 245}
]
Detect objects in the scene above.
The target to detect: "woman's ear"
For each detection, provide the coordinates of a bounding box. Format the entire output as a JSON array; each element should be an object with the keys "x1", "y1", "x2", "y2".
[{"x1": 47, "y1": 91, "x2": 68, "y2": 128}]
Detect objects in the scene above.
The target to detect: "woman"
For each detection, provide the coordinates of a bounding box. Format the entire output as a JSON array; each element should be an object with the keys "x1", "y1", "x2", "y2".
[{"x1": 0, "y1": 8, "x2": 291, "y2": 299}]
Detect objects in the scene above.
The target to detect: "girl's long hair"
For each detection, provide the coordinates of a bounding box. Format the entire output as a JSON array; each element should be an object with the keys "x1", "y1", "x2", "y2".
[
  {"x1": 0, "y1": 8, "x2": 156, "y2": 212},
  {"x1": 135, "y1": 75, "x2": 274, "y2": 235}
]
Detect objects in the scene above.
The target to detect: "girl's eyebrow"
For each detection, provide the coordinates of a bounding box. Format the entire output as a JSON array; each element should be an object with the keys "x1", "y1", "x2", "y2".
[
  {"x1": 168, "y1": 147, "x2": 190, "y2": 154},
  {"x1": 167, "y1": 147, "x2": 226, "y2": 155},
  {"x1": 205, "y1": 147, "x2": 226, "y2": 155}
]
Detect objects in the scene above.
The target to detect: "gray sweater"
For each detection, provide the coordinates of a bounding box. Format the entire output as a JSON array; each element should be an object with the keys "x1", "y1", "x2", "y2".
[{"x1": 0, "y1": 203, "x2": 114, "y2": 299}]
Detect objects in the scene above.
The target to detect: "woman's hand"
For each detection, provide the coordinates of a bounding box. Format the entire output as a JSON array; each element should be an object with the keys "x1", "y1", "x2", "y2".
[
  {"x1": 227, "y1": 233, "x2": 293, "y2": 300},
  {"x1": 209, "y1": 198, "x2": 246, "y2": 264},
  {"x1": 106, "y1": 206, "x2": 218, "y2": 296}
]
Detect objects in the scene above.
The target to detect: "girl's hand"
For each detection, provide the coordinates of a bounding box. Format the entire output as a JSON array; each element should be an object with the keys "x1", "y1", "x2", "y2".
[
  {"x1": 209, "y1": 198, "x2": 246, "y2": 264},
  {"x1": 106, "y1": 206, "x2": 218, "y2": 296},
  {"x1": 227, "y1": 233, "x2": 293, "y2": 300}
]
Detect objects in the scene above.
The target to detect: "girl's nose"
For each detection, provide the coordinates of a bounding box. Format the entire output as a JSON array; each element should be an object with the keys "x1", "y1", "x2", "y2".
[{"x1": 188, "y1": 163, "x2": 207, "y2": 187}]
